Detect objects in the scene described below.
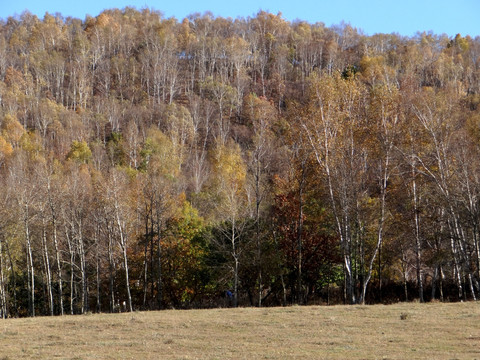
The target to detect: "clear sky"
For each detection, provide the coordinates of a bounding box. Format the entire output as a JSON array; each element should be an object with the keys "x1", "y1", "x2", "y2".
[{"x1": 1, "y1": 0, "x2": 479, "y2": 38}]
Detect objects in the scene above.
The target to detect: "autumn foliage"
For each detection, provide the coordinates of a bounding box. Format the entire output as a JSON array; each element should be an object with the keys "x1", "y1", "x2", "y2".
[{"x1": 0, "y1": 8, "x2": 479, "y2": 317}]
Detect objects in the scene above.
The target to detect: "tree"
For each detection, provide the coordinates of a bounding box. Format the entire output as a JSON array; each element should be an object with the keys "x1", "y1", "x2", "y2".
[
  {"x1": 3, "y1": 7, "x2": 480, "y2": 316},
  {"x1": 104, "y1": 167, "x2": 138, "y2": 312},
  {"x1": 358, "y1": 84, "x2": 400, "y2": 304},
  {"x1": 160, "y1": 199, "x2": 208, "y2": 307},
  {"x1": 7, "y1": 146, "x2": 42, "y2": 316},
  {"x1": 201, "y1": 77, "x2": 237, "y2": 146},
  {"x1": 243, "y1": 94, "x2": 277, "y2": 306},
  {"x1": 412, "y1": 87, "x2": 477, "y2": 301},
  {"x1": 66, "y1": 140, "x2": 92, "y2": 163},
  {"x1": 210, "y1": 142, "x2": 248, "y2": 307},
  {"x1": 138, "y1": 126, "x2": 182, "y2": 309},
  {"x1": 61, "y1": 161, "x2": 93, "y2": 314},
  {"x1": 301, "y1": 72, "x2": 366, "y2": 304}
]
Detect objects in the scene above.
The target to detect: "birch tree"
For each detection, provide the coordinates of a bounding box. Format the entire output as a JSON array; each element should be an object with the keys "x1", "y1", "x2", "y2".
[
  {"x1": 302, "y1": 72, "x2": 366, "y2": 304},
  {"x1": 211, "y1": 142, "x2": 248, "y2": 307},
  {"x1": 244, "y1": 94, "x2": 276, "y2": 306}
]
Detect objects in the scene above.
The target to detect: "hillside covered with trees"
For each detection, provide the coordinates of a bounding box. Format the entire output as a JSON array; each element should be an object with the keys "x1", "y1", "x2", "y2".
[{"x1": 0, "y1": 8, "x2": 479, "y2": 317}]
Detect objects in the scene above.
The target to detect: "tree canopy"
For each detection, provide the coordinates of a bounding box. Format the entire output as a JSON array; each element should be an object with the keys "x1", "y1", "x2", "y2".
[{"x1": 0, "y1": 8, "x2": 480, "y2": 317}]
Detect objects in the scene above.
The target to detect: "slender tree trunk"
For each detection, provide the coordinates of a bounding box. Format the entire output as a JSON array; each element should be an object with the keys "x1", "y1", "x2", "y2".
[
  {"x1": 378, "y1": 242, "x2": 382, "y2": 303},
  {"x1": 412, "y1": 165, "x2": 424, "y2": 302},
  {"x1": 156, "y1": 210, "x2": 162, "y2": 310},
  {"x1": 352, "y1": 230, "x2": 358, "y2": 300},
  {"x1": 95, "y1": 225, "x2": 101, "y2": 313},
  {"x1": 455, "y1": 220, "x2": 473, "y2": 300},
  {"x1": 325, "y1": 132, "x2": 355, "y2": 304},
  {"x1": 232, "y1": 219, "x2": 239, "y2": 308},
  {"x1": 107, "y1": 224, "x2": 115, "y2": 313},
  {"x1": 234, "y1": 253, "x2": 239, "y2": 308},
  {"x1": 77, "y1": 221, "x2": 87, "y2": 314},
  {"x1": 121, "y1": 241, "x2": 133, "y2": 312},
  {"x1": 450, "y1": 233, "x2": 464, "y2": 301},
  {"x1": 255, "y1": 164, "x2": 263, "y2": 307},
  {"x1": 358, "y1": 222, "x2": 365, "y2": 302},
  {"x1": 52, "y1": 213, "x2": 63, "y2": 315},
  {"x1": 0, "y1": 236, "x2": 7, "y2": 318},
  {"x1": 65, "y1": 226, "x2": 75, "y2": 315},
  {"x1": 41, "y1": 216, "x2": 54, "y2": 315},
  {"x1": 468, "y1": 273, "x2": 477, "y2": 301},
  {"x1": 361, "y1": 220, "x2": 384, "y2": 304},
  {"x1": 150, "y1": 215, "x2": 155, "y2": 304},
  {"x1": 472, "y1": 226, "x2": 480, "y2": 296},
  {"x1": 360, "y1": 153, "x2": 389, "y2": 305},
  {"x1": 116, "y1": 210, "x2": 132, "y2": 312},
  {"x1": 142, "y1": 206, "x2": 149, "y2": 309},
  {"x1": 296, "y1": 160, "x2": 306, "y2": 305},
  {"x1": 48, "y1": 181, "x2": 63, "y2": 315},
  {"x1": 25, "y1": 206, "x2": 35, "y2": 317},
  {"x1": 439, "y1": 265, "x2": 444, "y2": 302}
]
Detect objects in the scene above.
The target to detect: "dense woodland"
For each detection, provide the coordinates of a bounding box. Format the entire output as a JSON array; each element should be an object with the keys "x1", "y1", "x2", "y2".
[{"x1": 0, "y1": 8, "x2": 480, "y2": 317}]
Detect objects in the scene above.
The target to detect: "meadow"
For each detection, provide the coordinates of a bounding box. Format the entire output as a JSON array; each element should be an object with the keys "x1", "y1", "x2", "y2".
[{"x1": 0, "y1": 302, "x2": 479, "y2": 359}]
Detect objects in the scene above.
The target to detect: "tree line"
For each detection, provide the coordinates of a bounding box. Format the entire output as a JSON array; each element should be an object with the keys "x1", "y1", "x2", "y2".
[{"x1": 0, "y1": 7, "x2": 479, "y2": 317}]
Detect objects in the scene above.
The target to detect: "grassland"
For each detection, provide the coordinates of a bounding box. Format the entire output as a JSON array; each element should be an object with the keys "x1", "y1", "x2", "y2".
[{"x1": 0, "y1": 302, "x2": 479, "y2": 359}]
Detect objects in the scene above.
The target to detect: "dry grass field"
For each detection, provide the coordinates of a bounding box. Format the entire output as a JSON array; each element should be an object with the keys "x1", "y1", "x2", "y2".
[{"x1": 0, "y1": 302, "x2": 479, "y2": 359}]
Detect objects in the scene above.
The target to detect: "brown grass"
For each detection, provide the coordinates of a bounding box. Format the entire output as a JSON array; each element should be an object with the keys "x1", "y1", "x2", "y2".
[{"x1": 0, "y1": 302, "x2": 479, "y2": 359}]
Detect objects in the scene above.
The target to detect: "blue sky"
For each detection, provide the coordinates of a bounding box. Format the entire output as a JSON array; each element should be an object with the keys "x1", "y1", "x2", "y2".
[{"x1": 1, "y1": 0, "x2": 479, "y2": 38}]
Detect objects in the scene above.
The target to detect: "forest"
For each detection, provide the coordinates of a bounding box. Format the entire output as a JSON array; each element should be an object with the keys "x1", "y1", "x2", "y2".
[{"x1": 0, "y1": 7, "x2": 479, "y2": 317}]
